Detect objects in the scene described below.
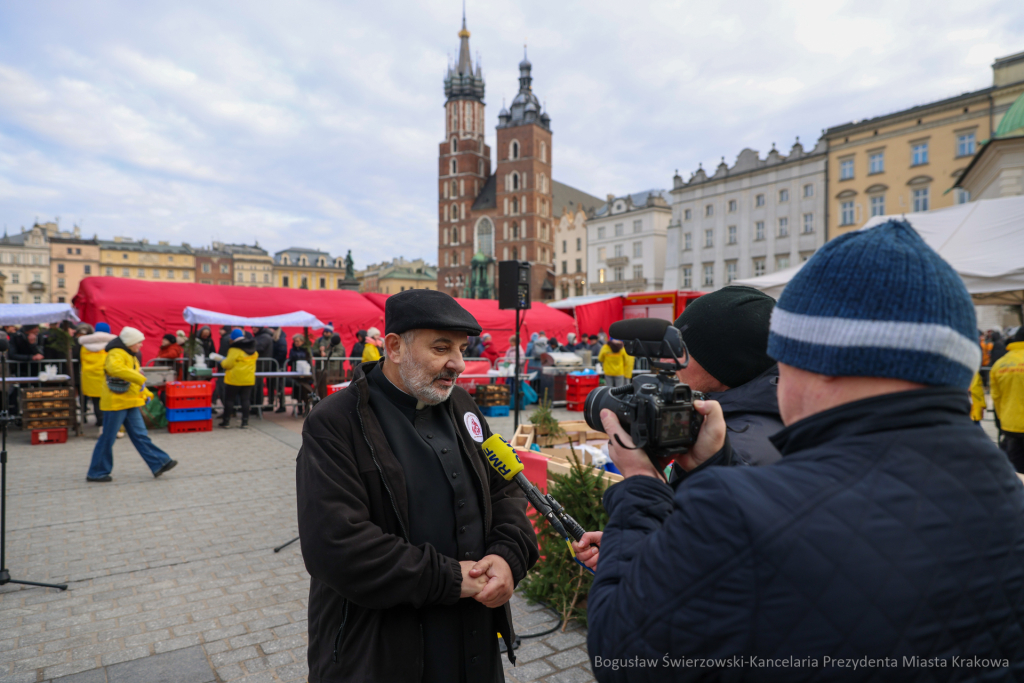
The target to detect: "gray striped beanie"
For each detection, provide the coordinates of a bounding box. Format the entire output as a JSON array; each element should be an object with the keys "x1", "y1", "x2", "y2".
[{"x1": 767, "y1": 219, "x2": 979, "y2": 388}]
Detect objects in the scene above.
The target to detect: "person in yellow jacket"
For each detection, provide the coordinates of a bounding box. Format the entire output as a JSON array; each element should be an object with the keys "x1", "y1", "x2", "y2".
[
  {"x1": 361, "y1": 326, "x2": 382, "y2": 363},
  {"x1": 86, "y1": 327, "x2": 178, "y2": 483},
  {"x1": 970, "y1": 371, "x2": 986, "y2": 424},
  {"x1": 598, "y1": 339, "x2": 634, "y2": 388},
  {"x1": 78, "y1": 322, "x2": 116, "y2": 431},
  {"x1": 991, "y1": 327, "x2": 1024, "y2": 471},
  {"x1": 219, "y1": 329, "x2": 258, "y2": 429}
]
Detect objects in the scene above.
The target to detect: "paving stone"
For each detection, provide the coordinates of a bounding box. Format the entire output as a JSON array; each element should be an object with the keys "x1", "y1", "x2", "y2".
[
  {"x1": 507, "y1": 659, "x2": 556, "y2": 681},
  {"x1": 106, "y1": 645, "x2": 215, "y2": 683},
  {"x1": 543, "y1": 667, "x2": 596, "y2": 683},
  {"x1": 50, "y1": 665, "x2": 108, "y2": 683},
  {"x1": 546, "y1": 646, "x2": 589, "y2": 669}
]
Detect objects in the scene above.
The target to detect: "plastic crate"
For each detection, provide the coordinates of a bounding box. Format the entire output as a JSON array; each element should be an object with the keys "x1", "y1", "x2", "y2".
[
  {"x1": 479, "y1": 405, "x2": 510, "y2": 417},
  {"x1": 32, "y1": 427, "x2": 68, "y2": 445},
  {"x1": 166, "y1": 381, "x2": 215, "y2": 399},
  {"x1": 168, "y1": 419, "x2": 213, "y2": 434},
  {"x1": 326, "y1": 382, "x2": 349, "y2": 395},
  {"x1": 23, "y1": 387, "x2": 72, "y2": 400},
  {"x1": 166, "y1": 407, "x2": 213, "y2": 423},
  {"x1": 566, "y1": 387, "x2": 594, "y2": 402},
  {"x1": 166, "y1": 394, "x2": 213, "y2": 409},
  {"x1": 567, "y1": 374, "x2": 600, "y2": 387}
]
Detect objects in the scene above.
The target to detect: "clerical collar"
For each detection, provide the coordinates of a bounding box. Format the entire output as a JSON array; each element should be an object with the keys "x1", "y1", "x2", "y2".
[{"x1": 369, "y1": 363, "x2": 427, "y2": 413}]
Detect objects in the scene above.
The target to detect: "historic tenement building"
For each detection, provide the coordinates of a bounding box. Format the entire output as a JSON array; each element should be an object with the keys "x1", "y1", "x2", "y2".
[{"x1": 436, "y1": 16, "x2": 596, "y2": 301}]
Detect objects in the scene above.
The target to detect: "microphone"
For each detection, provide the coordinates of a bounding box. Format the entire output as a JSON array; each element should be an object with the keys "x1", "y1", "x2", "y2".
[
  {"x1": 482, "y1": 434, "x2": 585, "y2": 542},
  {"x1": 330, "y1": 334, "x2": 341, "y2": 348},
  {"x1": 608, "y1": 318, "x2": 686, "y2": 364}
]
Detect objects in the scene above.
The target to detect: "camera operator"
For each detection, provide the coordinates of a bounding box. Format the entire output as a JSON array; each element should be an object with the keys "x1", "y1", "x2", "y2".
[{"x1": 585, "y1": 220, "x2": 1024, "y2": 680}]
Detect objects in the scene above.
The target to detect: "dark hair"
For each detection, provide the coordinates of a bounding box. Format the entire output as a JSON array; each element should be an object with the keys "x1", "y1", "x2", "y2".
[{"x1": 163, "y1": 334, "x2": 176, "y2": 344}]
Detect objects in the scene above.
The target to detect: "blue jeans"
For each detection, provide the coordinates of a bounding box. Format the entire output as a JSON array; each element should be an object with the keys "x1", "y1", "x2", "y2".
[{"x1": 87, "y1": 407, "x2": 172, "y2": 478}]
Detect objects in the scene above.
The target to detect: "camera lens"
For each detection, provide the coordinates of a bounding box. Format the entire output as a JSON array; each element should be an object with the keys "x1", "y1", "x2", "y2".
[{"x1": 584, "y1": 386, "x2": 614, "y2": 433}]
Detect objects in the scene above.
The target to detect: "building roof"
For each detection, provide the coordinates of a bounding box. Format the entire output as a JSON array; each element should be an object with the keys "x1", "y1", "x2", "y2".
[
  {"x1": 444, "y1": 12, "x2": 484, "y2": 104},
  {"x1": 98, "y1": 239, "x2": 192, "y2": 254},
  {"x1": 673, "y1": 137, "x2": 828, "y2": 191},
  {"x1": 592, "y1": 190, "x2": 671, "y2": 218},
  {"x1": 217, "y1": 242, "x2": 269, "y2": 256},
  {"x1": 551, "y1": 180, "x2": 602, "y2": 218},
  {"x1": 498, "y1": 48, "x2": 549, "y2": 131},
  {"x1": 274, "y1": 247, "x2": 341, "y2": 266},
  {"x1": 472, "y1": 174, "x2": 497, "y2": 211},
  {"x1": 380, "y1": 268, "x2": 437, "y2": 282},
  {"x1": 825, "y1": 86, "x2": 997, "y2": 137},
  {"x1": 996, "y1": 90, "x2": 1024, "y2": 138}
]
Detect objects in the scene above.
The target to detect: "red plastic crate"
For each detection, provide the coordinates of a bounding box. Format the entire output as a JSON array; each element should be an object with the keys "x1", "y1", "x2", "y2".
[
  {"x1": 566, "y1": 387, "x2": 594, "y2": 402},
  {"x1": 566, "y1": 401, "x2": 585, "y2": 412},
  {"x1": 166, "y1": 394, "x2": 213, "y2": 409},
  {"x1": 567, "y1": 374, "x2": 600, "y2": 387},
  {"x1": 32, "y1": 427, "x2": 68, "y2": 445},
  {"x1": 166, "y1": 381, "x2": 215, "y2": 399},
  {"x1": 168, "y1": 419, "x2": 213, "y2": 434}
]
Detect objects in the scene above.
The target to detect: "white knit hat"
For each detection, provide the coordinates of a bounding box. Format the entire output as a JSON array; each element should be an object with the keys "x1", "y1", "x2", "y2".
[
  {"x1": 120, "y1": 326, "x2": 145, "y2": 347},
  {"x1": 367, "y1": 327, "x2": 381, "y2": 339}
]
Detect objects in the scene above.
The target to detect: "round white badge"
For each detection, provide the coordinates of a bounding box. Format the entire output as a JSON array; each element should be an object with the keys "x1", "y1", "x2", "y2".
[{"x1": 464, "y1": 412, "x2": 485, "y2": 443}]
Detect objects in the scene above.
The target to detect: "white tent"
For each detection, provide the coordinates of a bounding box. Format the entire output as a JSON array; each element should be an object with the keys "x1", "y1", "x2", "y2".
[
  {"x1": 0, "y1": 303, "x2": 80, "y2": 326},
  {"x1": 182, "y1": 307, "x2": 326, "y2": 329},
  {"x1": 734, "y1": 194, "x2": 1024, "y2": 304},
  {"x1": 547, "y1": 293, "x2": 623, "y2": 310}
]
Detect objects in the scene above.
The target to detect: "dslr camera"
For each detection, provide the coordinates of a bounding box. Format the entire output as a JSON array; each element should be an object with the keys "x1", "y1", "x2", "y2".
[{"x1": 584, "y1": 319, "x2": 703, "y2": 468}]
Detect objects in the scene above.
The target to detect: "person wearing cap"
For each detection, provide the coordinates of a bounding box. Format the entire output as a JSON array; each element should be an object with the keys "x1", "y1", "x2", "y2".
[
  {"x1": 585, "y1": 220, "x2": 1024, "y2": 677},
  {"x1": 361, "y1": 326, "x2": 382, "y2": 362},
  {"x1": 479, "y1": 333, "x2": 500, "y2": 364},
  {"x1": 156, "y1": 333, "x2": 183, "y2": 360},
  {"x1": 990, "y1": 326, "x2": 1024, "y2": 470},
  {"x1": 79, "y1": 322, "x2": 116, "y2": 431},
  {"x1": 296, "y1": 289, "x2": 538, "y2": 682},
  {"x1": 312, "y1": 322, "x2": 346, "y2": 378},
  {"x1": 219, "y1": 329, "x2": 258, "y2": 429},
  {"x1": 351, "y1": 329, "x2": 367, "y2": 364},
  {"x1": 86, "y1": 327, "x2": 177, "y2": 482}
]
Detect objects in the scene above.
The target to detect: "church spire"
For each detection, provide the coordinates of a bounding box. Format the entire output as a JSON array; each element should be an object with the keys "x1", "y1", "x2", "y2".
[
  {"x1": 444, "y1": 5, "x2": 484, "y2": 104},
  {"x1": 456, "y1": 1, "x2": 472, "y2": 76}
]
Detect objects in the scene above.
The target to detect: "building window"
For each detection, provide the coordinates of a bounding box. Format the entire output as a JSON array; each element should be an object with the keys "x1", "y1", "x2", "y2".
[
  {"x1": 755, "y1": 194, "x2": 765, "y2": 207},
  {"x1": 10, "y1": 295, "x2": 18, "y2": 304},
  {"x1": 33, "y1": 296, "x2": 41, "y2": 304},
  {"x1": 596, "y1": 246, "x2": 606, "y2": 262},
  {"x1": 869, "y1": 152, "x2": 884, "y2": 174},
  {"x1": 684, "y1": 232, "x2": 692, "y2": 250},
  {"x1": 841, "y1": 201, "x2": 855, "y2": 225},
  {"x1": 912, "y1": 143, "x2": 929, "y2": 166},
  {"x1": 561, "y1": 261, "x2": 567, "y2": 274},
  {"x1": 301, "y1": 276, "x2": 309, "y2": 288},
  {"x1": 319, "y1": 277, "x2": 326, "y2": 288},
  {"x1": 57, "y1": 277, "x2": 65, "y2": 288},
  {"x1": 137, "y1": 269, "x2": 145, "y2": 277},
  {"x1": 512, "y1": 173, "x2": 519, "y2": 190},
  {"x1": 58, "y1": 296, "x2": 65, "y2": 303},
  {"x1": 283, "y1": 276, "x2": 290, "y2": 287},
  {"x1": 540, "y1": 141, "x2": 546, "y2": 162},
  {"x1": 66, "y1": 247, "x2": 73, "y2": 255},
  {"x1": 84, "y1": 265, "x2": 91, "y2": 275},
  {"x1": 753, "y1": 258, "x2": 765, "y2": 277},
  {"x1": 613, "y1": 266, "x2": 624, "y2": 281},
  {"x1": 726, "y1": 261, "x2": 737, "y2": 283},
  {"x1": 633, "y1": 241, "x2": 642, "y2": 257},
  {"x1": 598, "y1": 268, "x2": 606, "y2": 284},
  {"x1": 802, "y1": 213, "x2": 814, "y2": 233},
  {"x1": 702, "y1": 264, "x2": 714, "y2": 287},
  {"x1": 779, "y1": 189, "x2": 789, "y2": 202},
  {"x1": 956, "y1": 188, "x2": 971, "y2": 204},
  {"x1": 755, "y1": 221, "x2": 765, "y2": 241},
  {"x1": 202, "y1": 262, "x2": 211, "y2": 273},
  {"x1": 727, "y1": 226, "x2": 736, "y2": 245},
  {"x1": 614, "y1": 244, "x2": 624, "y2": 258},
  {"x1": 562, "y1": 240, "x2": 567, "y2": 253},
  {"x1": 237, "y1": 271, "x2": 244, "y2": 281},
  {"x1": 264, "y1": 273, "x2": 270, "y2": 283},
  {"x1": 957, "y1": 132, "x2": 976, "y2": 157},
  {"x1": 597, "y1": 226, "x2": 605, "y2": 239},
  {"x1": 511, "y1": 141, "x2": 519, "y2": 159},
  {"x1": 840, "y1": 159, "x2": 854, "y2": 180},
  {"x1": 167, "y1": 270, "x2": 175, "y2": 279},
  {"x1": 913, "y1": 187, "x2": 930, "y2": 212},
  {"x1": 450, "y1": 159, "x2": 457, "y2": 174},
  {"x1": 122, "y1": 268, "x2": 130, "y2": 277},
  {"x1": 105, "y1": 267, "x2": 112, "y2": 276},
  {"x1": 776, "y1": 255, "x2": 790, "y2": 270},
  {"x1": 705, "y1": 204, "x2": 714, "y2": 217},
  {"x1": 870, "y1": 195, "x2": 885, "y2": 216},
  {"x1": 684, "y1": 209, "x2": 692, "y2": 220},
  {"x1": 682, "y1": 267, "x2": 692, "y2": 288},
  {"x1": 576, "y1": 237, "x2": 581, "y2": 251},
  {"x1": 575, "y1": 258, "x2": 582, "y2": 272},
  {"x1": 220, "y1": 263, "x2": 229, "y2": 274},
  {"x1": 803, "y1": 184, "x2": 814, "y2": 198},
  {"x1": 778, "y1": 217, "x2": 789, "y2": 237},
  {"x1": 633, "y1": 219, "x2": 642, "y2": 233},
  {"x1": 633, "y1": 265, "x2": 643, "y2": 280},
  {"x1": 614, "y1": 223, "x2": 623, "y2": 236},
  {"x1": 57, "y1": 263, "x2": 65, "y2": 274},
  {"x1": 728, "y1": 199, "x2": 737, "y2": 213},
  {"x1": 11, "y1": 272, "x2": 20, "y2": 284},
  {"x1": 704, "y1": 229, "x2": 713, "y2": 248}
]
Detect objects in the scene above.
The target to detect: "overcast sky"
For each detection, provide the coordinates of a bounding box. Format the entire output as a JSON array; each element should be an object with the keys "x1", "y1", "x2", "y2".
[{"x1": 0, "y1": 1, "x2": 1021, "y2": 268}]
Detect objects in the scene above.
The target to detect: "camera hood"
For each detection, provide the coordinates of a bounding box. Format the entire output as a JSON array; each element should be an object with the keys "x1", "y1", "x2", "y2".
[{"x1": 608, "y1": 318, "x2": 685, "y2": 361}]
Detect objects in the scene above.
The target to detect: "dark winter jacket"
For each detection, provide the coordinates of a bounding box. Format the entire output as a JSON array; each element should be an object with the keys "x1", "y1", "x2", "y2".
[
  {"x1": 272, "y1": 328, "x2": 288, "y2": 365},
  {"x1": 8, "y1": 330, "x2": 43, "y2": 363},
  {"x1": 296, "y1": 361, "x2": 538, "y2": 682},
  {"x1": 351, "y1": 339, "x2": 366, "y2": 363},
  {"x1": 588, "y1": 387, "x2": 1024, "y2": 681},
  {"x1": 196, "y1": 327, "x2": 217, "y2": 359},
  {"x1": 287, "y1": 344, "x2": 310, "y2": 371},
  {"x1": 704, "y1": 363, "x2": 783, "y2": 467},
  {"x1": 991, "y1": 335, "x2": 1008, "y2": 367},
  {"x1": 218, "y1": 331, "x2": 232, "y2": 356},
  {"x1": 253, "y1": 328, "x2": 274, "y2": 360}
]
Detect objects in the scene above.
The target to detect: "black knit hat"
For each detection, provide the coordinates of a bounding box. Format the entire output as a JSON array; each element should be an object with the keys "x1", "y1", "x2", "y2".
[
  {"x1": 673, "y1": 285, "x2": 776, "y2": 388},
  {"x1": 385, "y1": 289, "x2": 482, "y2": 336}
]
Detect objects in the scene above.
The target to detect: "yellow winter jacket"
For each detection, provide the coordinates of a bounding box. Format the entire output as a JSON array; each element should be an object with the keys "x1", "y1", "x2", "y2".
[
  {"x1": 80, "y1": 347, "x2": 107, "y2": 398},
  {"x1": 599, "y1": 344, "x2": 634, "y2": 378},
  {"x1": 991, "y1": 341, "x2": 1024, "y2": 433},
  {"x1": 970, "y1": 372, "x2": 986, "y2": 422},
  {"x1": 221, "y1": 347, "x2": 258, "y2": 386},
  {"x1": 100, "y1": 347, "x2": 153, "y2": 412},
  {"x1": 362, "y1": 343, "x2": 381, "y2": 363}
]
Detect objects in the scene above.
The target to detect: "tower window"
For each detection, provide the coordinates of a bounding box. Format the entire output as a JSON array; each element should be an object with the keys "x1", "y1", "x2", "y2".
[
  {"x1": 452, "y1": 227, "x2": 459, "y2": 244},
  {"x1": 511, "y1": 141, "x2": 519, "y2": 159},
  {"x1": 451, "y1": 159, "x2": 457, "y2": 175},
  {"x1": 512, "y1": 173, "x2": 519, "y2": 190},
  {"x1": 451, "y1": 138, "x2": 458, "y2": 153},
  {"x1": 512, "y1": 197, "x2": 519, "y2": 214}
]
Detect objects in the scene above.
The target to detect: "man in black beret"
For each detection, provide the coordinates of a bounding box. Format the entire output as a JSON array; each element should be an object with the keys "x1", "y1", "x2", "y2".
[{"x1": 296, "y1": 289, "x2": 538, "y2": 683}]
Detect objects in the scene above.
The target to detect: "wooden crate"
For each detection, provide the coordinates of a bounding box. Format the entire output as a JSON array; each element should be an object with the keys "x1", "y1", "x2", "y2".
[
  {"x1": 474, "y1": 384, "x2": 510, "y2": 407},
  {"x1": 23, "y1": 387, "x2": 72, "y2": 400},
  {"x1": 511, "y1": 421, "x2": 623, "y2": 486},
  {"x1": 25, "y1": 418, "x2": 72, "y2": 430}
]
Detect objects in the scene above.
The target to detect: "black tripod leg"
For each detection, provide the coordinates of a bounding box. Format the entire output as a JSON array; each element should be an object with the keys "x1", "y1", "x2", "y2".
[
  {"x1": 0, "y1": 571, "x2": 68, "y2": 591},
  {"x1": 273, "y1": 536, "x2": 300, "y2": 553}
]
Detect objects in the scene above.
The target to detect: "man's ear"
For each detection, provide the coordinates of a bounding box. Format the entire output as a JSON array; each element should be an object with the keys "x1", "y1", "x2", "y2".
[{"x1": 383, "y1": 332, "x2": 404, "y2": 361}]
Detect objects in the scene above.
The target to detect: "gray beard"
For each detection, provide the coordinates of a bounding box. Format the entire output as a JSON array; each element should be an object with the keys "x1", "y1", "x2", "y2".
[{"x1": 399, "y1": 363, "x2": 458, "y2": 406}]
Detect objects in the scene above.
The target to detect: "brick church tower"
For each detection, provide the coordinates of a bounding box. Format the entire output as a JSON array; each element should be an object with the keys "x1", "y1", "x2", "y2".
[{"x1": 437, "y1": 16, "x2": 556, "y2": 301}]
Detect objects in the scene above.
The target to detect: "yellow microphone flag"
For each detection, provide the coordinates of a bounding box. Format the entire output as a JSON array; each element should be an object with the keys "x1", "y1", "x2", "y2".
[{"x1": 482, "y1": 434, "x2": 524, "y2": 481}]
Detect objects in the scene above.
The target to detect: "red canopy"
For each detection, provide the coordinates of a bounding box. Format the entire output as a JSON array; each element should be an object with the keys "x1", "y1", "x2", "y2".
[
  {"x1": 73, "y1": 277, "x2": 384, "y2": 362},
  {"x1": 575, "y1": 297, "x2": 625, "y2": 338},
  {"x1": 363, "y1": 294, "x2": 576, "y2": 355}
]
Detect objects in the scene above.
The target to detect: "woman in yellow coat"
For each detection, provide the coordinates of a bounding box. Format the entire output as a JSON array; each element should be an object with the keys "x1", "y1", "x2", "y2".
[
  {"x1": 219, "y1": 329, "x2": 258, "y2": 429},
  {"x1": 361, "y1": 326, "x2": 383, "y2": 362},
  {"x1": 598, "y1": 339, "x2": 634, "y2": 388},
  {"x1": 86, "y1": 327, "x2": 177, "y2": 483},
  {"x1": 78, "y1": 322, "x2": 115, "y2": 429}
]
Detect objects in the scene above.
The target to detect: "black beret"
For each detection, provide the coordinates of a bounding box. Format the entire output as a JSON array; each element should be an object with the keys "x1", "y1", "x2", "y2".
[
  {"x1": 385, "y1": 290, "x2": 482, "y2": 336},
  {"x1": 673, "y1": 285, "x2": 776, "y2": 389}
]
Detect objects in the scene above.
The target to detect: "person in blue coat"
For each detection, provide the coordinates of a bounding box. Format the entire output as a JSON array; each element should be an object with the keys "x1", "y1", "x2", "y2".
[{"x1": 585, "y1": 220, "x2": 1024, "y2": 681}]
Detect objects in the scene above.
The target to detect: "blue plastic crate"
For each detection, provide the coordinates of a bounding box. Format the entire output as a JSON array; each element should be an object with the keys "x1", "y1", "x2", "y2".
[
  {"x1": 166, "y1": 407, "x2": 213, "y2": 423},
  {"x1": 479, "y1": 405, "x2": 510, "y2": 417}
]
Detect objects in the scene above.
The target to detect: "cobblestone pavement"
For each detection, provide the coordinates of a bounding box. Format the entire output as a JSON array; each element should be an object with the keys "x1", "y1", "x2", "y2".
[{"x1": 0, "y1": 411, "x2": 594, "y2": 683}]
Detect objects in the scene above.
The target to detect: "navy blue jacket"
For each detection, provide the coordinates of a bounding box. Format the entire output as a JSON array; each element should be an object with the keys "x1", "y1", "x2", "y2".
[
  {"x1": 705, "y1": 364, "x2": 783, "y2": 467},
  {"x1": 588, "y1": 387, "x2": 1024, "y2": 681}
]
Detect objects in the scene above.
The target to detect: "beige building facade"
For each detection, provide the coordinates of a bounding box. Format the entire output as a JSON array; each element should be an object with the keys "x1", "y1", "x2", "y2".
[
  {"x1": 50, "y1": 228, "x2": 101, "y2": 304},
  {"x1": 0, "y1": 223, "x2": 52, "y2": 304},
  {"x1": 825, "y1": 50, "x2": 1024, "y2": 238},
  {"x1": 589, "y1": 191, "x2": 672, "y2": 295},
  {"x1": 99, "y1": 238, "x2": 195, "y2": 283},
  {"x1": 217, "y1": 242, "x2": 274, "y2": 287}
]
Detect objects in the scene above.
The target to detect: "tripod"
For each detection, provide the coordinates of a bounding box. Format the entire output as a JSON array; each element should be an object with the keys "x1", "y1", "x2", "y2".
[{"x1": 0, "y1": 346, "x2": 68, "y2": 591}]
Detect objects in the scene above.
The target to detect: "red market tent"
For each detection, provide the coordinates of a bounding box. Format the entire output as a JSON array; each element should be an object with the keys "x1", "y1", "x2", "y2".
[
  {"x1": 361, "y1": 294, "x2": 576, "y2": 356},
  {"x1": 74, "y1": 277, "x2": 384, "y2": 362}
]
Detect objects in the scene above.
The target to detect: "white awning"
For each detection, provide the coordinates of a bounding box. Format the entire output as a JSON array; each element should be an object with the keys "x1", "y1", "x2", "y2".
[
  {"x1": 547, "y1": 293, "x2": 623, "y2": 310},
  {"x1": 182, "y1": 307, "x2": 326, "y2": 329},
  {"x1": 0, "y1": 303, "x2": 81, "y2": 326}
]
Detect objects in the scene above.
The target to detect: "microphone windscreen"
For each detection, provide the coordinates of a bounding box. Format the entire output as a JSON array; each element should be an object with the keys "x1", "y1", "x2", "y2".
[
  {"x1": 331, "y1": 334, "x2": 341, "y2": 346},
  {"x1": 482, "y1": 434, "x2": 524, "y2": 481},
  {"x1": 609, "y1": 318, "x2": 671, "y2": 342}
]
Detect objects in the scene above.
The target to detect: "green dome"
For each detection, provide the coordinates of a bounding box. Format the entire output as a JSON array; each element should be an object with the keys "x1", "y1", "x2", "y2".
[{"x1": 995, "y1": 90, "x2": 1024, "y2": 139}]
